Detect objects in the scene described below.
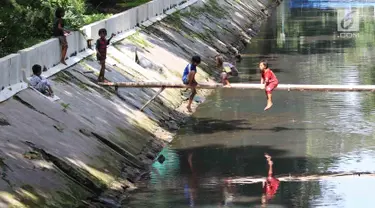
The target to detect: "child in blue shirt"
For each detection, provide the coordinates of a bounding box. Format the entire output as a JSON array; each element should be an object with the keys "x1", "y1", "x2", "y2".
[{"x1": 182, "y1": 55, "x2": 201, "y2": 112}]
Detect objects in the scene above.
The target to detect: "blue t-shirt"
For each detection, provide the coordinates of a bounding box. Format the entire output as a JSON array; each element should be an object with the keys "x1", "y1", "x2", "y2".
[{"x1": 182, "y1": 64, "x2": 197, "y2": 81}]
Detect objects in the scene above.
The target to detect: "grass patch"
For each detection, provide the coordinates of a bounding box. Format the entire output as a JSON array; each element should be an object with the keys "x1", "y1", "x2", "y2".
[
  {"x1": 180, "y1": 0, "x2": 228, "y2": 19},
  {"x1": 127, "y1": 32, "x2": 153, "y2": 48},
  {"x1": 78, "y1": 82, "x2": 90, "y2": 91},
  {"x1": 52, "y1": 73, "x2": 71, "y2": 84},
  {"x1": 23, "y1": 151, "x2": 42, "y2": 160},
  {"x1": 81, "y1": 63, "x2": 93, "y2": 71}
]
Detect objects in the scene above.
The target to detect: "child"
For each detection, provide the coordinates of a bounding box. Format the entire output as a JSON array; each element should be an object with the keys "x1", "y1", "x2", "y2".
[
  {"x1": 182, "y1": 55, "x2": 201, "y2": 112},
  {"x1": 259, "y1": 60, "x2": 278, "y2": 111},
  {"x1": 53, "y1": 7, "x2": 70, "y2": 65},
  {"x1": 30, "y1": 64, "x2": 54, "y2": 97},
  {"x1": 261, "y1": 153, "x2": 280, "y2": 205},
  {"x1": 96, "y1": 28, "x2": 115, "y2": 82},
  {"x1": 215, "y1": 55, "x2": 238, "y2": 87}
]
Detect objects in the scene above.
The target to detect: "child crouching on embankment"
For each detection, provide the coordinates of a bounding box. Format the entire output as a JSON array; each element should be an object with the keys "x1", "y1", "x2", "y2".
[{"x1": 215, "y1": 55, "x2": 239, "y2": 87}]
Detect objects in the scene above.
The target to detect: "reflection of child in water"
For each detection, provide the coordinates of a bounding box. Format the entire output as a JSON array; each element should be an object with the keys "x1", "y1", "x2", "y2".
[
  {"x1": 261, "y1": 153, "x2": 280, "y2": 206},
  {"x1": 218, "y1": 179, "x2": 234, "y2": 207},
  {"x1": 184, "y1": 153, "x2": 197, "y2": 207}
]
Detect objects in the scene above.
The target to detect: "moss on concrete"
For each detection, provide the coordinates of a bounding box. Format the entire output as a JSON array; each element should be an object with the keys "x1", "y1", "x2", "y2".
[
  {"x1": 127, "y1": 32, "x2": 152, "y2": 48},
  {"x1": 52, "y1": 73, "x2": 71, "y2": 84},
  {"x1": 180, "y1": 0, "x2": 228, "y2": 19},
  {"x1": 23, "y1": 151, "x2": 42, "y2": 160}
]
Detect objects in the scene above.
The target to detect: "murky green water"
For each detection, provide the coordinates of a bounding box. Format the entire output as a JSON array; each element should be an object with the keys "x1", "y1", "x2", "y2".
[{"x1": 127, "y1": 1, "x2": 375, "y2": 207}]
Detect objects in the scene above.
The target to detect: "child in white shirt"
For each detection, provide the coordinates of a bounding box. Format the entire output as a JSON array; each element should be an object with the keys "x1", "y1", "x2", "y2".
[{"x1": 30, "y1": 64, "x2": 54, "y2": 97}]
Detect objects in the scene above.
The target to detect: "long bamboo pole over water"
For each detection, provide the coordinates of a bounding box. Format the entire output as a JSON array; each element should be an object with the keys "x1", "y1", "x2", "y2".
[
  {"x1": 98, "y1": 82, "x2": 375, "y2": 92},
  {"x1": 226, "y1": 172, "x2": 375, "y2": 184}
]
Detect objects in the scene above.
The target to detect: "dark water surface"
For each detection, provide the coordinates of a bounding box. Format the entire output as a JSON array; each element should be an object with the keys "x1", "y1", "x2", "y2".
[{"x1": 127, "y1": 1, "x2": 375, "y2": 207}]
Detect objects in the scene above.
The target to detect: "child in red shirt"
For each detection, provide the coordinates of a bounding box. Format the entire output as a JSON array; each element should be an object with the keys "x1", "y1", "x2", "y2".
[
  {"x1": 259, "y1": 60, "x2": 278, "y2": 111},
  {"x1": 96, "y1": 28, "x2": 115, "y2": 82}
]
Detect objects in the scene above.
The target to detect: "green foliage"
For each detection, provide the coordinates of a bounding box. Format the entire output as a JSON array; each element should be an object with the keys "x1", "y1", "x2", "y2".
[{"x1": 0, "y1": 0, "x2": 110, "y2": 58}]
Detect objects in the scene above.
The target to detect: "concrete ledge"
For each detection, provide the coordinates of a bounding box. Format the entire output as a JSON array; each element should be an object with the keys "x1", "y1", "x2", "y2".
[
  {"x1": 0, "y1": 54, "x2": 21, "y2": 87},
  {"x1": 18, "y1": 38, "x2": 60, "y2": 77},
  {"x1": 42, "y1": 49, "x2": 96, "y2": 79},
  {"x1": 137, "y1": 4, "x2": 149, "y2": 24},
  {"x1": 165, "y1": 8, "x2": 178, "y2": 15},
  {"x1": 142, "y1": 20, "x2": 154, "y2": 27},
  {"x1": 0, "y1": 82, "x2": 28, "y2": 102}
]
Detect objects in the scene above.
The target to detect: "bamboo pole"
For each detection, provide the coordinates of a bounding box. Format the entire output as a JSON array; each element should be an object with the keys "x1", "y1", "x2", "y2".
[
  {"x1": 226, "y1": 172, "x2": 375, "y2": 184},
  {"x1": 98, "y1": 81, "x2": 375, "y2": 92},
  {"x1": 140, "y1": 87, "x2": 165, "y2": 111}
]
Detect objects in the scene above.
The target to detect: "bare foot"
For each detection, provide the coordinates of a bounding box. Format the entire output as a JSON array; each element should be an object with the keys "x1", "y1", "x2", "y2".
[
  {"x1": 265, "y1": 153, "x2": 271, "y2": 160},
  {"x1": 187, "y1": 106, "x2": 192, "y2": 113},
  {"x1": 264, "y1": 103, "x2": 273, "y2": 111},
  {"x1": 223, "y1": 85, "x2": 231, "y2": 88},
  {"x1": 61, "y1": 60, "x2": 67, "y2": 65}
]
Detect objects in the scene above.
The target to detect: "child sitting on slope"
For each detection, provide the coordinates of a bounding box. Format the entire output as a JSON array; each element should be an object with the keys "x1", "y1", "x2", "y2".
[{"x1": 30, "y1": 64, "x2": 54, "y2": 97}]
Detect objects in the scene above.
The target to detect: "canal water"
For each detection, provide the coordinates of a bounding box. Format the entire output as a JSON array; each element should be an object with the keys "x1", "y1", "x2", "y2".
[{"x1": 126, "y1": 0, "x2": 375, "y2": 207}]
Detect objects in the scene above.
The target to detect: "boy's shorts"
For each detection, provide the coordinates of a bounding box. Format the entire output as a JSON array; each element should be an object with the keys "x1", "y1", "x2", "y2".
[
  {"x1": 266, "y1": 82, "x2": 278, "y2": 94},
  {"x1": 221, "y1": 72, "x2": 233, "y2": 80},
  {"x1": 183, "y1": 78, "x2": 197, "y2": 85},
  {"x1": 58, "y1": 36, "x2": 68, "y2": 47},
  {"x1": 97, "y1": 53, "x2": 106, "y2": 63}
]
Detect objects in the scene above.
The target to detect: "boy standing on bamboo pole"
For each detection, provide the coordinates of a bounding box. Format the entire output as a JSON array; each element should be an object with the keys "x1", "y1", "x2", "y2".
[
  {"x1": 182, "y1": 55, "x2": 201, "y2": 112},
  {"x1": 259, "y1": 60, "x2": 278, "y2": 111}
]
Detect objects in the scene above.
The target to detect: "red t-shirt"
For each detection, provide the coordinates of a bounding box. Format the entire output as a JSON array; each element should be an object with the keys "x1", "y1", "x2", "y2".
[
  {"x1": 262, "y1": 69, "x2": 278, "y2": 84},
  {"x1": 265, "y1": 176, "x2": 280, "y2": 199}
]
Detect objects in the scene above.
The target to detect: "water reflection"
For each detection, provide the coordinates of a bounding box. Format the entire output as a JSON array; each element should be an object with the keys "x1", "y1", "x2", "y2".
[{"x1": 127, "y1": 0, "x2": 375, "y2": 207}]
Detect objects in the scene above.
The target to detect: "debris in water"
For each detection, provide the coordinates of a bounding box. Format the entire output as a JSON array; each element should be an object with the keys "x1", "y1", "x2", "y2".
[{"x1": 157, "y1": 154, "x2": 165, "y2": 164}]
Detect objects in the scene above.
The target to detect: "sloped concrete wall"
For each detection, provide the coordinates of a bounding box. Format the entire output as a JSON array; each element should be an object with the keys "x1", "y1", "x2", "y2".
[{"x1": 0, "y1": 0, "x2": 278, "y2": 207}]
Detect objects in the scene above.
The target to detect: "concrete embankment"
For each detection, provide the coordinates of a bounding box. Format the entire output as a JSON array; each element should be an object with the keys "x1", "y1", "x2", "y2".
[{"x1": 0, "y1": 0, "x2": 278, "y2": 207}]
